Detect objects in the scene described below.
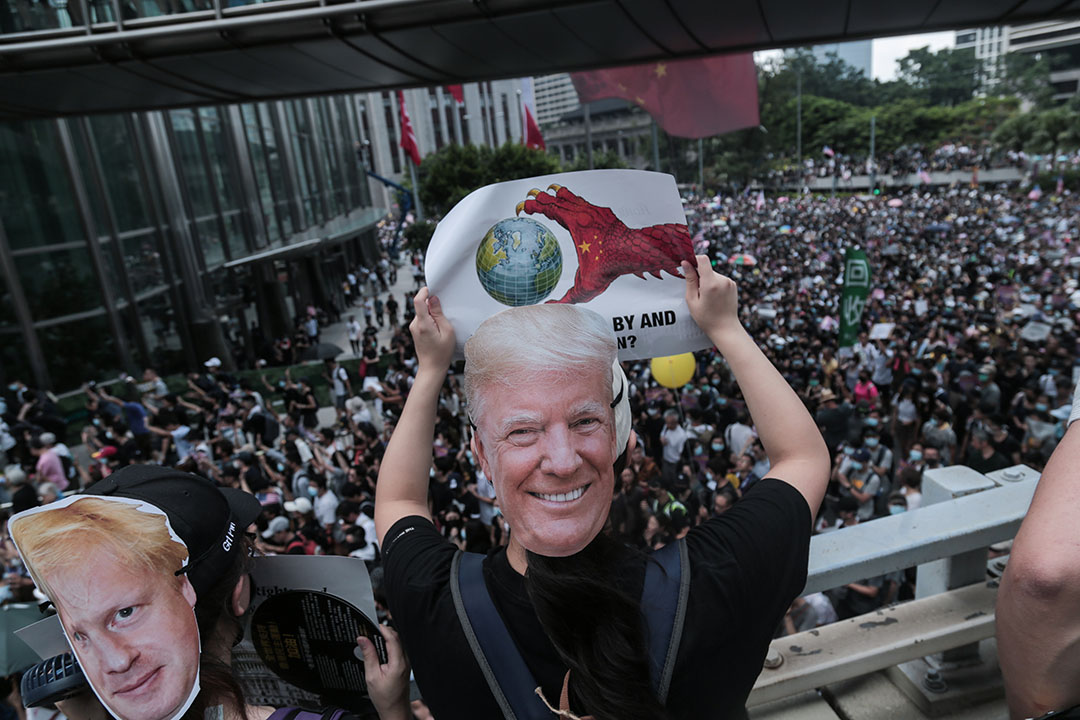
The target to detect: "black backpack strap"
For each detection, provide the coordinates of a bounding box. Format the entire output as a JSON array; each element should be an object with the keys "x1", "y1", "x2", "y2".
[
  {"x1": 450, "y1": 551, "x2": 552, "y2": 720},
  {"x1": 265, "y1": 709, "x2": 304, "y2": 720},
  {"x1": 641, "y1": 538, "x2": 690, "y2": 704}
]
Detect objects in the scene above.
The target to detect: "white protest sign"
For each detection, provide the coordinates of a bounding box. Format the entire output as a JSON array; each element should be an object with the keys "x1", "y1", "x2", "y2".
[
  {"x1": 869, "y1": 323, "x2": 895, "y2": 340},
  {"x1": 425, "y1": 169, "x2": 711, "y2": 361}
]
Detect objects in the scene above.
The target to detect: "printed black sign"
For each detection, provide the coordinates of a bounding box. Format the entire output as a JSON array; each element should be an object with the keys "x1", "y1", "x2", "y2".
[{"x1": 249, "y1": 590, "x2": 386, "y2": 698}]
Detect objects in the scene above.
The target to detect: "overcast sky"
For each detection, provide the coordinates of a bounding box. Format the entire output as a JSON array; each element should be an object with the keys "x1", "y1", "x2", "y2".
[
  {"x1": 754, "y1": 31, "x2": 958, "y2": 81},
  {"x1": 872, "y1": 32, "x2": 956, "y2": 80}
]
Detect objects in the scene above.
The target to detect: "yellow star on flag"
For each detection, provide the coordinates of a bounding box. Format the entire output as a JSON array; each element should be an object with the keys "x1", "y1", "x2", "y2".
[
  {"x1": 617, "y1": 83, "x2": 627, "y2": 91},
  {"x1": 577, "y1": 241, "x2": 592, "y2": 254},
  {"x1": 635, "y1": 96, "x2": 645, "y2": 105},
  {"x1": 655, "y1": 63, "x2": 667, "y2": 78}
]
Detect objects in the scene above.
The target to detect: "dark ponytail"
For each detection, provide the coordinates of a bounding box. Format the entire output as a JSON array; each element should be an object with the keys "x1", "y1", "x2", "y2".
[
  {"x1": 183, "y1": 536, "x2": 255, "y2": 720},
  {"x1": 525, "y1": 533, "x2": 670, "y2": 720}
]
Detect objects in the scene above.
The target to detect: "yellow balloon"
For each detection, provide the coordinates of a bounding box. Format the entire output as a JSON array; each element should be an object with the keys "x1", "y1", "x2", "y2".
[{"x1": 650, "y1": 353, "x2": 697, "y2": 389}]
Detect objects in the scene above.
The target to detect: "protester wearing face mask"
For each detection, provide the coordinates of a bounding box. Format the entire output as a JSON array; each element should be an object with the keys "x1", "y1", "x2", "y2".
[
  {"x1": 922, "y1": 446, "x2": 942, "y2": 470},
  {"x1": 862, "y1": 428, "x2": 893, "y2": 500},
  {"x1": 920, "y1": 406, "x2": 958, "y2": 464},
  {"x1": 836, "y1": 448, "x2": 881, "y2": 522}
]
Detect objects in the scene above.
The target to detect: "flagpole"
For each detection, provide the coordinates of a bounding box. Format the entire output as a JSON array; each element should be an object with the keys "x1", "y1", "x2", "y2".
[
  {"x1": 452, "y1": 98, "x2": 463, "y2": 146},
  {"x1": 584, "y1": 102, "x2": 594, "y2": 170},
  {"x1": 409, "y1": 162, "x2": 424, "y2": 222}
]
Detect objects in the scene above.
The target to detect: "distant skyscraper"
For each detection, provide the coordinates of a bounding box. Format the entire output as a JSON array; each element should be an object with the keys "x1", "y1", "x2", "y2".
[
  {"x1": 811, "y1": 40, "x2": 872, "y2": 77},
  {"x1": 956, "y1": 26, "x2": 1010, "y2": 86},
  {"x1": 1009, "y1": 20, "x2": 1080, "y2": 101},
  {"x1": 532, "y1": 73, "x2": 581, "y2": 125}
]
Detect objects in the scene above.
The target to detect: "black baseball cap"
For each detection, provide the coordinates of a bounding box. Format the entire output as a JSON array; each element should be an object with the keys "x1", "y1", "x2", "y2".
[{"x1": 83, "y1": 465, "x2": 261, "y2": 597}]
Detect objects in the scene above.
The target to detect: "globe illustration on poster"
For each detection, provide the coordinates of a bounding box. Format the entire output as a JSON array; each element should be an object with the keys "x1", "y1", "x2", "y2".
[{"x1": 475, "y1": 217, "x2": 563, "y2": 306}]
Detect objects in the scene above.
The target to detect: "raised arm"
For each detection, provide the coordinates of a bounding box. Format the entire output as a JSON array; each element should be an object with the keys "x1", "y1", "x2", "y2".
[
  {"x1": 997, "y1": 405, "x2": 1080, "y2": 718},
  {"x1": 374, "y1": 288, "x2": 455, "y2": 545},
  {"x1": 682, "y1": 255, "x2": 830, "y2": 519}
]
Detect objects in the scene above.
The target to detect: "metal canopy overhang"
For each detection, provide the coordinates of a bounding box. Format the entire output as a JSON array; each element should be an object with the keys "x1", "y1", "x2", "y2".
[
  {"x1": 2, "y1": 0, "x2": 1080, "y2": 119},
  {"x1": 221, "y1": 206, "x2": 385, "y2": 268}
]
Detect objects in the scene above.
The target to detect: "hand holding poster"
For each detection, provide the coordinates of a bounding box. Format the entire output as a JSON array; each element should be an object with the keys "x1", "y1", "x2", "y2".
[{"x1": 424, "y1": 169, "x2": 711, "y2": 360}]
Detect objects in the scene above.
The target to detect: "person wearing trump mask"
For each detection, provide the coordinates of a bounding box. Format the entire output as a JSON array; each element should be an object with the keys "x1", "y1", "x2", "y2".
[{"x1": 376, "y1": 256, "x2": 829, "y2": 720}]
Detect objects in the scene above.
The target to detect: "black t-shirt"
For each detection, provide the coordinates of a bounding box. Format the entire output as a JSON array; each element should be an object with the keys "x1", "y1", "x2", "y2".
[
  {"x1": 965, "y1": 448, "x2": 1010, "y2": 475},
  {"x1": 383, "y1": 478, "x2": 810, "y2": 720},
  {"x1": 992, "y1": 432, "x2": 1021, "y2": 462},
  {"x1": 244, "y1": 465, "x2": 269, "y2": 493}
]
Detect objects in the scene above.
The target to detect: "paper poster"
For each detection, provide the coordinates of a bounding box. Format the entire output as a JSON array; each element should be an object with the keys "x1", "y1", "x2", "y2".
[
  {"x1": 869, "y1": 323, "x2": 895, "y2": 340},
  {"x1": 245, "y1": 554, "x2": 385, "y2": 710},
  {"x1": 425, "y1": 169, "x2": 711, "y2": 361},
  {"x1": 9, "y1": 496, "x2": 200, "y2": 720}
]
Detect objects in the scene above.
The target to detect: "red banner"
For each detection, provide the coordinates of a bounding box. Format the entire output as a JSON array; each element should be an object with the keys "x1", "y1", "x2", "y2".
[
  {"x1": 571, "y1": 54, "x2": 759, "y2": 139},
  {"x1": 397, "y1": 90, "x2": 421, "y2": 166},
  {"x1": 446, "y1": 84, "x2": 464, "y2": 104}
]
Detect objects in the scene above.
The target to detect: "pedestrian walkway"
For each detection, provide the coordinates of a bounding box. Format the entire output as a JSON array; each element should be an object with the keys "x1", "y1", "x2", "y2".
[{"x1": 318, "y1": 257, "x2": 423, "y2": 363}]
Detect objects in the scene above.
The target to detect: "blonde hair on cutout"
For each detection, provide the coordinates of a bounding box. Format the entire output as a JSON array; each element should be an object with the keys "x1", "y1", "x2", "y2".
[{"x1": 10, "y1": 497, "x2": 189, "y2": 604}]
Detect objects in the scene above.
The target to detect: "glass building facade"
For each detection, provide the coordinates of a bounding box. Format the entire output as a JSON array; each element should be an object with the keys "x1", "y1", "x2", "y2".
[{"x1": 0, "y1": 95, "x2": 382, "y2": 392}]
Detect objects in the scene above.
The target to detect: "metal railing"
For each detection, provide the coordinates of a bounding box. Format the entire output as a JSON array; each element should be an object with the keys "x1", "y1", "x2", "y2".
[{"x1": 749, "y1": 464, "x2": 1039, "y2": 707}]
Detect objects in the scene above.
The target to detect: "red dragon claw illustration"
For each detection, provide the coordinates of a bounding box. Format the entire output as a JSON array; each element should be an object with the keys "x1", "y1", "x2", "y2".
[{"x1": 515, "y1": 184, "x2": 694, "y2": 304}]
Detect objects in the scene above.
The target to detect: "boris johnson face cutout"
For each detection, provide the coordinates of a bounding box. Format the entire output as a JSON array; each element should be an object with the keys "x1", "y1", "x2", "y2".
[{"x1": 10, "y1": 496, "x2": 201, "y2": 720}]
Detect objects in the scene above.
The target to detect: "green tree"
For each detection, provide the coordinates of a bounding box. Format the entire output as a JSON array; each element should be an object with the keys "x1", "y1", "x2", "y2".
[
  {"x1": 563, "y1": 149, "x2": 627, "y2": 172},
  {"x1": 402, "y1": 220, "x2": 437, "y2": 254},
  {"x1": 416, "y1": 142, "x2": 560, "y2": 217},
  {"x1": 487, "y1": 143, "x2": 561, "y2": 184},
  {"x1": 991, "y1": 97, "x2": 1080, "y2": 153},
  {"x1": 996, "y1": 52, "x2": 1053, "y2": 109},
  {"x1": 992, "y1": 112, "x2": 1040, "y2": 152},
  {"x1": 897, "y1": 46, "x2": 981, "y2": 107},
  {"x1": 416, "y1": 143, "x2": 492, "y2": 217}
]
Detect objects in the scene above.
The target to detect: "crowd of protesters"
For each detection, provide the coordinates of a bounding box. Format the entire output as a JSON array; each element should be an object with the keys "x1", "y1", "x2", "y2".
[
  {"x1": 1, "y1": 178, "x2": 1078, "y2": 710},
  {"x1": 765, "y1": 141, "x2": 1080, "y2": 188}
]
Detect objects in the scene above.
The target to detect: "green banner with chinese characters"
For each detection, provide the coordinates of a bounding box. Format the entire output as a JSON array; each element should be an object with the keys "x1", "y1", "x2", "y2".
[{"x1": 839, "y1": 248, "x2": 871, "y2": 347}]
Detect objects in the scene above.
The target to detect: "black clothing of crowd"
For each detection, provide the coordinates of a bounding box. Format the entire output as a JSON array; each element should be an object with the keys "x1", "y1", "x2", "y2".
[{"x1": 2, "y1": 182, "x2": 1077, "y2": 712}]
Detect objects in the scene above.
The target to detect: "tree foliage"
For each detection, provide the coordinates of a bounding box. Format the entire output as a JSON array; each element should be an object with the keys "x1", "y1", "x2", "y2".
[
  {"x1": 996, "y1": 52, "x2": 1053, "y2": 109},
  {"x1": 897, "y1": 46, "x2": 982, "y2": 107},
  {"x1": 564, "y1": 149, "x2": 628, "y2": 172},
  {"x1": 991, "y1": 96, "x2": 1080, "y2": 154},
  {"x1": 417, "y1": 143, "x2": 560, "y2": 217},
  {"x1": 402, "y1": 220, "x2": 437, "y2": 254}
]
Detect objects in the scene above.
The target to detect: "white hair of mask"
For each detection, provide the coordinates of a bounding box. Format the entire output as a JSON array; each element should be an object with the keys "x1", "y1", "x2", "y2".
[{"x1": 464, "y1": 304, "x2": 629, "y2": 453}]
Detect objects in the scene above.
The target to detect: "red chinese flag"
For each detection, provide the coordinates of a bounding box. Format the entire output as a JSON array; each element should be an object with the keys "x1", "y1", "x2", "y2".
[
  {"x1": 570, "y1": 54, "x2": 759, "y2": 139},
  {"x1": 397, "y1": 90, "x2": 422, "y2": 166},
  {"x1": 523, "y1": 103, "x2": 545, "y2": 150},
  {"x1": 446, "y1": 84, "x2": 465, "y2": 104}
]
